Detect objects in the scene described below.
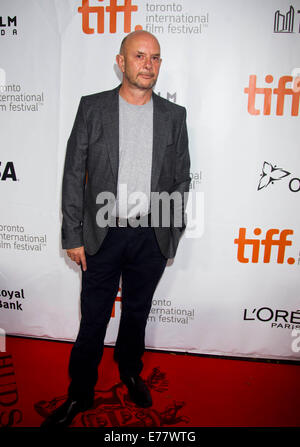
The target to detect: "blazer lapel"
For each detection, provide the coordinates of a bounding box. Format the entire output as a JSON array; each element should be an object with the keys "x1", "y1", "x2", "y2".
[
  {"x1": 102, "y1": 86, "x2": 120, "y2": 185},
  {"x1": 151, "y1": 92, "x2": 170, "y2": 192}
]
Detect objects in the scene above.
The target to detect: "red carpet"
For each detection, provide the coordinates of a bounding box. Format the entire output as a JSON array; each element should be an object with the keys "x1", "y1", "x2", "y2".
[{"x1": 1, "y1": 336, "x2": 299, "y2": 428}]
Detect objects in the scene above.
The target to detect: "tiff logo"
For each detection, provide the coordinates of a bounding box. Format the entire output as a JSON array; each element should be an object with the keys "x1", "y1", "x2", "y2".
[
  {"x1": 234, "y1": 228, "x2": 295, "y2": 264},
  {"x1": 274, "y1": 5, "x2": 300, "y2": 33},
  {"x1": 78, "y1": 0, "x2": 141, "y2": 34},
  {"x1": 244, "y1": 75, "x2": 300, "y2": 116}
]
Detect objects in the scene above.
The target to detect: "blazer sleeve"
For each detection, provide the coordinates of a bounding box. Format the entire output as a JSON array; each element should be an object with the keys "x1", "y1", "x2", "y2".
[
  {"x1": 61, "y1": 97, "x2": 88, "y2": 249},
  {"x1": 170, "y1": 107, "x2": 191, "y2": 233}
]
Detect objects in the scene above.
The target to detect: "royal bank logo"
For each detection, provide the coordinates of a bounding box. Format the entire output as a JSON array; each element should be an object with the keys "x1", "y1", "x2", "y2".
[
  {"x1": 0, "y1": 288, "x2": 25, "y2": 312},
  {"x1": 273, "y1": 5, "x2": 300, "y2": 33},
  {"x1": 0, "y1": 15, "x2": 17, "y2": 37},
  {"x1": 78, "y1": 0, "x2": 141, "y2": 34},
  {"x1": 258, "y1": 162, "x2": 300, "y2": 192}
]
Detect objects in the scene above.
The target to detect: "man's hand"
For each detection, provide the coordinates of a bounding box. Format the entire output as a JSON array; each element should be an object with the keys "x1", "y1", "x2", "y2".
[{"x1": 66, "y1": 246, "x2": 87, "y2": 271}]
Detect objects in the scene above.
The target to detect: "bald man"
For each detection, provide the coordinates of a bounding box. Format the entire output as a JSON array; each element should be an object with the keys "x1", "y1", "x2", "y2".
[{"x1": 42, "y1": 31, "x2": 190, "y2": 428}]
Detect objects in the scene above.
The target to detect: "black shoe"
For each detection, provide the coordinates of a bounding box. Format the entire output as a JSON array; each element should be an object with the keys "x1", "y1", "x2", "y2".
[
  {"x1": 121, "y1": 375, "x2": 152, "y2": 408},
  {"x1": 40, "y1": 398, "x2": 93, "y2": 429}
]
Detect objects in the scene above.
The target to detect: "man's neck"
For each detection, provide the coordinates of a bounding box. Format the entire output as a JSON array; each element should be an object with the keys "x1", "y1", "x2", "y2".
[{"x1": 119, "y1": 84, "x2": 152, "y2": 105}]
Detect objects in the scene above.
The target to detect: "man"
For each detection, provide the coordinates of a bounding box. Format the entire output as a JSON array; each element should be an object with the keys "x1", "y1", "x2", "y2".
[{"x1": 42, "y1": 30, "x2": 190, "y2": 428}]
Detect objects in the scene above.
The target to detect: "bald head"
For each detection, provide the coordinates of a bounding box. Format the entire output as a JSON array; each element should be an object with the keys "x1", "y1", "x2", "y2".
[
  {"x1": 116, "y1": 30, "x2": 162, "y2": 97},
  {"x1": 119, "y1": 30, "x2": 160, "y2": 57}
]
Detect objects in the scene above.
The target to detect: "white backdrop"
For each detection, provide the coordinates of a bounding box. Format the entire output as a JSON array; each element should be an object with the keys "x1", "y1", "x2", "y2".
[{"x1": 1, "y1": 0, "x2": 300, "y2": 361}]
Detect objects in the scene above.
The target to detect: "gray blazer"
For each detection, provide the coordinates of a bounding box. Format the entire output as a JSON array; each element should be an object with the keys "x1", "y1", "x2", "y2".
[{"x1": 61, "y1": 85, "x2": 191, "y2": 259}]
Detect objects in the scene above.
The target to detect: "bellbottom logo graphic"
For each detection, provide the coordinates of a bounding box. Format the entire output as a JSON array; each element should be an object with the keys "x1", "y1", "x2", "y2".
[
  {"x1": 78, "y1": 0, "x2": 141, "y2": 34},
  {"x1": 244, "y1": 75, "x2": 300, "y2": 116},
  {"x1": 234, "y1": 228, "x2": 296, "y2": 264},
  {"x1": 35, "y1": 367, "x2": 192, "y2": 428},
  {"x1": 0, "y1": 162, "x2": 17, "y2": 181}
]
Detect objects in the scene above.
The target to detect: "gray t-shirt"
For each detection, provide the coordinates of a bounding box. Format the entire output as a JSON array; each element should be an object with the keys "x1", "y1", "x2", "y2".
[{"x1": 113, "y1": 94, "x2": 153, "y2": 218}]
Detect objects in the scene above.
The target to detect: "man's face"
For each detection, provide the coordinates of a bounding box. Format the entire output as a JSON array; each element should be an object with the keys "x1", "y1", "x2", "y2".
[{"x1": 117, "y1": 33, "x2": 162, "y2": 91}]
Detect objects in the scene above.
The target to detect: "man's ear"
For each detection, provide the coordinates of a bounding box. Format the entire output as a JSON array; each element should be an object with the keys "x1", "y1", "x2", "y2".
[{"x1": 116, "y1": 54, "x2": 125, "y2": 73}]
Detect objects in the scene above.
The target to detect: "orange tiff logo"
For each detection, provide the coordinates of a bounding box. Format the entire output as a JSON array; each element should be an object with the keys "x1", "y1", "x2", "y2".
[
  {"x1": 234, "y1": 228, "x2": 295, "y2": 264},
  {"x1": 244, "y1": 75, "x2": 300, "y2": 116},
  {"x1": 78, "y1": 0, "x2": 140, "y2": 34}
]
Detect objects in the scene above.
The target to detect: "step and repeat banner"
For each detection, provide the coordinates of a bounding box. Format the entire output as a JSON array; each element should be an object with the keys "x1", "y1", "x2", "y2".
[{"x1": 1, "y1": 0, "x2": 300, "y2": 361}]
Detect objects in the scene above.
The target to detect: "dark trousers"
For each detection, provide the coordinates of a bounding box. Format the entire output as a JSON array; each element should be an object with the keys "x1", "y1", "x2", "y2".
[{"x1": 68, "y1": 226, "x2": 167, "y2": 402}]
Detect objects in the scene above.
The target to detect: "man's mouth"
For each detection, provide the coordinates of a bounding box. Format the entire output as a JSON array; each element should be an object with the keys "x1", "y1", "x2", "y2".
[{"x1": 139, "y1": 73, "x2": 154, "y2": 78}]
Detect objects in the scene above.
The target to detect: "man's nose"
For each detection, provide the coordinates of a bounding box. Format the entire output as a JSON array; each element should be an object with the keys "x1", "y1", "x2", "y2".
[{"x1": 143, "y1": 56, "x2": 153, "y2": 69}]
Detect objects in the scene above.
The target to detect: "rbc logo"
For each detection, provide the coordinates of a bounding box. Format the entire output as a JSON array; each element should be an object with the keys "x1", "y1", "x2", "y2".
[{"x1": 78, "y1": 0, "x2": 141, "y2": 34}]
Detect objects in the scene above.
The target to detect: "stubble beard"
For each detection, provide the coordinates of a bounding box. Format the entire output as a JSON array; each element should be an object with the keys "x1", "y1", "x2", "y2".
[{"x1": 125, "y1": 72, "x2": 158, "y2": 91}]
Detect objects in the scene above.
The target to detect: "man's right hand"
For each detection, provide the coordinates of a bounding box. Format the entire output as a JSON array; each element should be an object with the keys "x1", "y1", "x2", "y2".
[{"x1": 66, "y1": 246, "x2": 87, "y2": 271}]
